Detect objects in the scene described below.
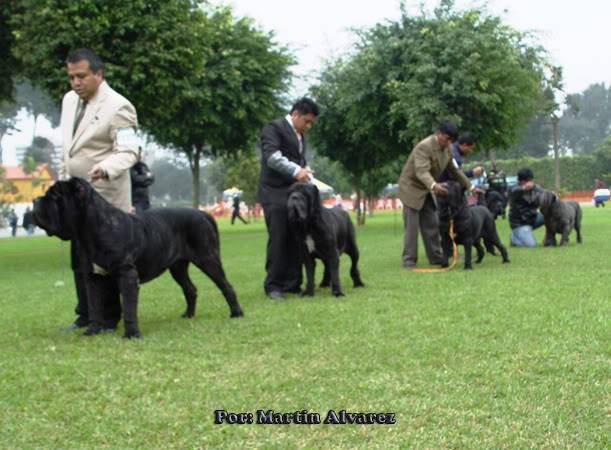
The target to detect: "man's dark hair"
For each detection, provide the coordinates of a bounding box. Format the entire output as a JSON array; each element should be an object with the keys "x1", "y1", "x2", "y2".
[
  {"x1": 517, "y1": 167, "x2": 534, "y2": 182},
  {"x1": 458, "y1": 132, "x2": 477, "y2": 145},
  {"x1": 65, "y1": 48, "x2": 104, "y2": 73},
  {"x1": 437, "y1": 120, "x2": 459, "y2": 141},
  {"x1": 291, "y1": 97, "x2": 319, "y2": 116}
]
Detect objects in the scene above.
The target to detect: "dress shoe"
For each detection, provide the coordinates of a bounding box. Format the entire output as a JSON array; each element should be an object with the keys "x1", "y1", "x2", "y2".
[
  {"x1": 285, "y1": 286, "x2": 303, "y2": 295},
  {"x1": 61, "y1": 321, "x2": 88, "y2": 332},
  {"x1": 267, "y1": 290, "x2": 285, "y2": 300}
]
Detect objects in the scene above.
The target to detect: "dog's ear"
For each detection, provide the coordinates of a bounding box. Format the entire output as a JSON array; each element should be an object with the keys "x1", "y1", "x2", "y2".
[{"x1": 309, "y1": 184, "x2": 321, "y2": 217}]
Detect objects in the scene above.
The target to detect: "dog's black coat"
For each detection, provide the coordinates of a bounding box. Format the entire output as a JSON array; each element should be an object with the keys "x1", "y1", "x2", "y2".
[
  {"x1": 33, "y1": 178, "x2": 243, "y2": 338},
  {"x1": 287, "y1": 182, "x2": 364, "y2": 296},
  {"x1": 537, "y1": 190, "x2": 582, "y2": 246},
  {"x1": 437, "y1": 181, "x2": 510, "y2": 269}
]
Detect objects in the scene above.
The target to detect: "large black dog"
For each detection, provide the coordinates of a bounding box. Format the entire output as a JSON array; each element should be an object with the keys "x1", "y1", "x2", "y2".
[
  {"x1": 437, "y1": 181, "x2": 510, "y2": 270},
  {"x1": 537, "y1": 190, "x2": 583, "y2": 246},
  {"x1": 287, "y1": 182, "x2": 364, "y2": 297},
  {"x1": 33, "y1": 177, "x2": 243, "y2": 338}
]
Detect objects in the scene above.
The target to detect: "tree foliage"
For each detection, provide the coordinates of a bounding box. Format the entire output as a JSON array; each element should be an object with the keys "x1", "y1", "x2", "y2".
[
  {"x1": 10, "y1": 1, "x2": 294, "y2": 207},
  {"x1": 311, "y1": 0, "x2": 547, "y2": 223},
  {"x1": 560, "y1": 83, "x2": 611, "y2": 154},
  {"x1": 224, "y1": 151, "x2": 260, "y2": 208}
]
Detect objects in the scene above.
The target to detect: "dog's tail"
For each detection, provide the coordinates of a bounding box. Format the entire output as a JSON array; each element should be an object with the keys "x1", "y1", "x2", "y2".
[{"x1": 201, "y1": 210, "x2": 220, "y2": 249}]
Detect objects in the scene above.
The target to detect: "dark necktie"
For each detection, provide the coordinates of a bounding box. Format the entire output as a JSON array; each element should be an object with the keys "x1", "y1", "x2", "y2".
[{"x1": 73, "y1": 100, "x2": 88, "y2": 136}]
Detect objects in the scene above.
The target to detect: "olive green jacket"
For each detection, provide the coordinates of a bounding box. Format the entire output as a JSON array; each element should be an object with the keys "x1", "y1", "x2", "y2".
[{"x1": 397, "y1": 134, "x2": 471, "y2": 210}]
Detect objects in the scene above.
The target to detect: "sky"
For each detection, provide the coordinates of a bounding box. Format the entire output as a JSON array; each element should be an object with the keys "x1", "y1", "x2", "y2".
[{"x1": 2, "y1": 0, "x2": 609, "y2": 164}]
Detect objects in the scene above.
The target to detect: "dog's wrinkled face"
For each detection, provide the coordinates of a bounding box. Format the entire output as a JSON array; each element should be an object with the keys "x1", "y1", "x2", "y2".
[
  {"x1": 437, "y1": 181, "x2": 465, "y2": 217},
  {"x1": 287, "y1": 182, "x2": 321, "y2": 225},
  {"x1": 33, "y1": 177, "x2": 92, "y2": 240},
  {"x1": 537, "y1": 190, "x2": 557, "y2": 214},
  {"x1": 486, "y1": 191, "x2": 506, "y2": 218}
]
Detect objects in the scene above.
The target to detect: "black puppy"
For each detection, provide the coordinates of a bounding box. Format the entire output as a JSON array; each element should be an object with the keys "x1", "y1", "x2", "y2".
[
  {"x1": 34, "y1": 178, "x2": 243, "y2": 338},
  {"x1": 437, "y1": 181, "x2": 510, "y2": 270},
  {"x1": 537, "y1": 190, "x2": 582, "y2": 246},
  {"x1": 287, "y1": 182, "x2": 364, "y2": 296}
]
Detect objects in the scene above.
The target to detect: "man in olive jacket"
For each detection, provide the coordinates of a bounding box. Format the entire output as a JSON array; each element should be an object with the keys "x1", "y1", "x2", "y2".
[{"x1": 397, "y1": 121, "x2": 473, "y2": 269}]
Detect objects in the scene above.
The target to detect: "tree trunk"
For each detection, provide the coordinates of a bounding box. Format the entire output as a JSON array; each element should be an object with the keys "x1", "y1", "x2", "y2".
[
  {"x1": 189, "y1": 146, "x2": 202, "y2": 208},
  {"x1": 368, "y1": 195, "x2": 375, "y2": 217},
  {"x1": 552, "y1": 116, "x2": 561, "y2": 191}
]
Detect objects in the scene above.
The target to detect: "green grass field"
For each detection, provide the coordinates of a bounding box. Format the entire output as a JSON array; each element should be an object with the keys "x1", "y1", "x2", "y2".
[{"x1": 0, "y1": 208, "x2": 609, "y2": 449}]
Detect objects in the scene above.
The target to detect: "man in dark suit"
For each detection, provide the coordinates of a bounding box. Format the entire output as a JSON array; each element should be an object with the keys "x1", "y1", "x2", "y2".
[{"x1": 258, "y1": 97, "x2": 319, "y2": 299}]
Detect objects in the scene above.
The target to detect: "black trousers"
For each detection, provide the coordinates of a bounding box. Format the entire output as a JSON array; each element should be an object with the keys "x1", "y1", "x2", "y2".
[
  {"x1": 71, "y1": 241, "x2": 122, "y2": 327},
  {"x1": 231, "y1": 209, "x2": 247, "y2": 224},
  {"x1": 262, "y1": 203, "x2": 302, "y2": 294}
]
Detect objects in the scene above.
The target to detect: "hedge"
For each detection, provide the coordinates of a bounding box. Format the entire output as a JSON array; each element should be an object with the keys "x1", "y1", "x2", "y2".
[{"x1": 465, "y1": 155, "x2": 601, "y2": 191}]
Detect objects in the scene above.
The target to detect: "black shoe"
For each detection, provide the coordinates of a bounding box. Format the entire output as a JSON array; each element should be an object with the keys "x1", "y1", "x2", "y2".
[
  {"x1": 285, "y1": 286, "x2": 303, "y2": 294},
  {"x1": 267, "y1": 290, "x2": 285, "y2": 300},
  {"x1": 62, "y1": 321, "x2": 88, "y2": 332}
]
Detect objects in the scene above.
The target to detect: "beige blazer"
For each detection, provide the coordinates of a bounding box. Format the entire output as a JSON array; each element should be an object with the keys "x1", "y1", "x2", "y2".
[
  {"x1": 59, "y1": 81, "x2": 139, "y2": 212},
  {"x1": 398, "y1": 134, "x2": 471, "y2": 210}
]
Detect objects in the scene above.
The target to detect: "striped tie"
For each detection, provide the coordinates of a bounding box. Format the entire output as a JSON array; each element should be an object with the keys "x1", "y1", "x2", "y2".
[{"x1": 73, "y1": 99, "x2": 88, "y2": 136}]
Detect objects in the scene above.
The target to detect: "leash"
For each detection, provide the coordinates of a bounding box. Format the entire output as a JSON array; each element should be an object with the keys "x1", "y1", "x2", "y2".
[{"x1": 412, "y1": 219, "x2": 458, "y2": 273}]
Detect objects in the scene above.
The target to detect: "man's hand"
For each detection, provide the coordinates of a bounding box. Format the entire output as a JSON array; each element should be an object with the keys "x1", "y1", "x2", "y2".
[
  {"x1": 433, "y1": 182, "x2": 448, "y2": 196},
  {"x1": 88, "y1": 164, "x2": 107, "y2": 182},
  {"x1": 472, "y1": 166, "x2": 484, "y2": 177},
  {"x1": 472, "y1": 186, "x2": 485, "y2": 195},
  {"x1": 295, "y1": 168, "x2": 313, "y2": 182}
]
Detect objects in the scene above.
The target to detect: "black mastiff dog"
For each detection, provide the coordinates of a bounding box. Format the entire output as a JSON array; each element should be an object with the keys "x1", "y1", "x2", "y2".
[
  {"x1": 437, "y1": 181, "x2": 510, "y2": 270},
  {"x1": 33, "y1": 177, "x2": 243, "y2": 338},
  {"x1": 537, "y1": 190, "x2": 583, "y2": 246},
  {"x1": 287, "y1": 182, "x2": 364, "y2": 297}
]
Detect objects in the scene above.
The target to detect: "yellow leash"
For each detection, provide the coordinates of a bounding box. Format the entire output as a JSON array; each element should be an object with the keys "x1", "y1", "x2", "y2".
[{"x1": 412, "y1": 219, "x2": 458, "y2": 273}]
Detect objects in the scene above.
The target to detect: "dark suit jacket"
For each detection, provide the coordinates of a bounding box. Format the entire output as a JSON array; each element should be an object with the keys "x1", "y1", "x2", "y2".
[{"x1": 257, "y1": 117, "x2": 307, "y2": 204}]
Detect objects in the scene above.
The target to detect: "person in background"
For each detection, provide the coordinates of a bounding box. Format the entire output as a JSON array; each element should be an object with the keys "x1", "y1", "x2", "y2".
[
  {"x1": 438, "y1": 131, "x2": 483, "y2": 182},
  {"x1": 231, "y1": 194, "x2": 248, "y2": 225},
  {"x1": 130, "y1": 148, "x2": 155, "y2": 214},
  {"x1": 22, "y1": 207, "x2": 35, "y2": 235},
  {"x1": 508, "y1": 168, "x2": 544, "y2": 247},
  {"x1": 8, "y1": 209, "x2": 18, "y2": 237}
]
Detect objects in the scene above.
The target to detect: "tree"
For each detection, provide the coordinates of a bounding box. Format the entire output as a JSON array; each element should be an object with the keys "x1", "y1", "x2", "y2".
[
  {"x1": 148, "y1": 158, "x2": 192, "y2": 205},
  {"x1": 311, "y1": 0, "x2": 547, "y2": 223},
  {"x1": 593, "y1": 136, "x2": 611, "y2": 185},
  {"x1": 16, "y1": 82, "x2": 60, "y2": 141},
  {"x1": 560, "y1": 83, "x2": 611, "y2": 154},
  {"x1": 224, "y1": 150, "x2": 260, "y2": 215},
  {"x1": 11, "y1": 1, "x2": 293, "y2": 207},
  {"x1": 0, "y1": 101, "x2": 20, "y2": 164},
  {"x1": 149, "y1": 6, "x2": 294, "y2": 206},
  {"x1": 0, "y1": 0, "x2": 20, "y2": 104},
  {"x1": 11, "y1": 0, "x2": 205, "y2": 130}
]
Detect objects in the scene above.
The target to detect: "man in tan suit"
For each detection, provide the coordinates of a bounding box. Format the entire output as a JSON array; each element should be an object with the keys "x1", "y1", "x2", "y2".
[
  {"x1": 59, "y1": 48, "x2": 140, "y2": 330},
  {"x1": 397, "y1": 121, "x2": 473, "y2": 269}
]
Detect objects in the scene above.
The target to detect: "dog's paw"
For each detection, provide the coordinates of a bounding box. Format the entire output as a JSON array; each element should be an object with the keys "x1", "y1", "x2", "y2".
[
  {"x1": 181, "y1": 311, "x2": 195, "y2": 319},
  {"x1": 332, "y1": 291, "x2": 345, "y2": 297},
  {"x1": 464, "y1": 265, "x2": 473, "y2": 270},
  {"x1": 319, "y1": 281, "x2": 330, "y2": 288},
  {"x1": 354, "y1": 282, "x2": 365, "y2": 288},
  {"x1": 301, "y1": 290, "x2": 314, "y2": 297},
  {"x1": 441, "y1": 262, "x2": 449, "y2": 268},
  {"x1": 230, "y1": 309, "x2": 244, "y2": 318},
  {"x1": 503, "y1": 259, "x2": 510, "y2": 263}
]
